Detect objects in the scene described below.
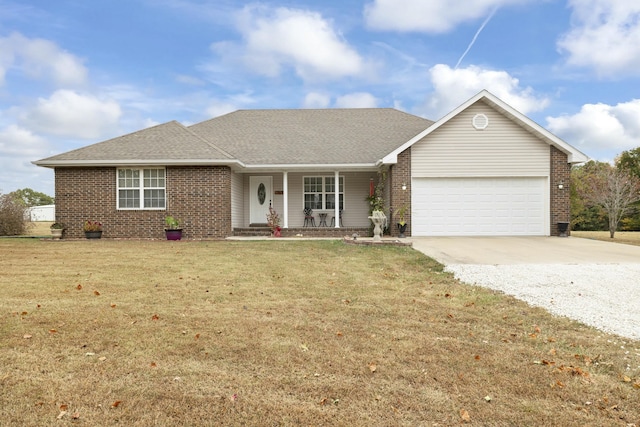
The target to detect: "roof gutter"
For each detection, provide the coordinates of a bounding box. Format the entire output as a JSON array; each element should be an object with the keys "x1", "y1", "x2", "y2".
[{"x1": 32, "y1": 159, "x2": 246, "y2": 168}]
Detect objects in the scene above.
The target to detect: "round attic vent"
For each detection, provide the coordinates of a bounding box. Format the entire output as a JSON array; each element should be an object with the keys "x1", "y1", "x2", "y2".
[{"x1": 472, "y1": 113, "x2": 489, "y2": 130}]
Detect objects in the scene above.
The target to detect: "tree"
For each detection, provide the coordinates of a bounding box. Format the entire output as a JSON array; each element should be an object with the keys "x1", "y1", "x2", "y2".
[
  {"x1": 0, "y1": 191, "x2": 28, "y2": 236},
  {"x1": 9, "y1": 188, "x2": 54, "y2": 207},
  {"x1": 578, "y1": 161, "x2": 640, "y2": 238},
  {"x1": 616, "y1": 147, "x2": 640, "y2": 230},
  {"x1": 617, "y1": 147, "x2": 640, "y2": 179}
]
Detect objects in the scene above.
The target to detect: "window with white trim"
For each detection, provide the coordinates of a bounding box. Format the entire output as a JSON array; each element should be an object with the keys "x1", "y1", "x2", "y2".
[
  {"x1": 117, "y1": 168, "x2": 166, "y2": 209},
  {"x1": 303, "y1": 176, "x2": 344, "y2": 210}
]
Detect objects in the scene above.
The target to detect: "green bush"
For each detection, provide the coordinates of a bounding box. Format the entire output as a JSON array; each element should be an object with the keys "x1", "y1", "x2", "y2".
[{"x1": 0, "y1": 192, "x2": 27, "y2": 236}]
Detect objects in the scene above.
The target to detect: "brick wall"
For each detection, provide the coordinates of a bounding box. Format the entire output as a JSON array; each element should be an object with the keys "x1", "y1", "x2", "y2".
[
  {"x1": 389, "y1": 148, "x2": 411, "y2": 237},
  {"x1": 54, "y1": 166, "x2": 232, "y2": 239},
  {"x1": 550, "y1": 146, "x2": 571, "y2": 236}
]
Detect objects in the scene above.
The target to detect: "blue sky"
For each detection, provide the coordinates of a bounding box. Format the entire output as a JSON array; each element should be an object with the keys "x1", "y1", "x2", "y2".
[{"x1": 1, "y1": 0, "x2": 639, "y2": 196}]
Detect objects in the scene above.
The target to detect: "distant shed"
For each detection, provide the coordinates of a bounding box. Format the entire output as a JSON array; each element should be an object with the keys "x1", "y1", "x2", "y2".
[{"x1": 27, "y1": 204, "x2": 55, "y2": 221}]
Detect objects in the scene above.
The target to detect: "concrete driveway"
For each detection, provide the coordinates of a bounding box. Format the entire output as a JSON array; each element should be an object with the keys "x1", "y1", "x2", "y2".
[{"x1": 409, "y1": 236, "x2": 640, "y2": 265}]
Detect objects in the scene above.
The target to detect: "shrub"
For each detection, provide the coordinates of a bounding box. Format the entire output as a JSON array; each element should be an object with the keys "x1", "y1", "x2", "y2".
[{"x1": 0, "y1": 192, "x2": 27, "y2": 236}]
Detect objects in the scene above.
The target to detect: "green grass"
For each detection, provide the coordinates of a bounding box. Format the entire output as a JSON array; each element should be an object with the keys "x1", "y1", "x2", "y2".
[{"x1": 1, "y1": 239, "x2": 638, "y2": 426}]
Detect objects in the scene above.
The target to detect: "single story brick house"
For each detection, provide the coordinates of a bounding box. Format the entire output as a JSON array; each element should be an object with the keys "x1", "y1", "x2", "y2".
[{"x1": 33, "y1": 90, "x2": 588, "y2": 239}]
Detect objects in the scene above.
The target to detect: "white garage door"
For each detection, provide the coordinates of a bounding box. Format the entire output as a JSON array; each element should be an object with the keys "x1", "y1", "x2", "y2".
[{"x1": 412, "y1": 177, "x2": 547, "y2": 236}]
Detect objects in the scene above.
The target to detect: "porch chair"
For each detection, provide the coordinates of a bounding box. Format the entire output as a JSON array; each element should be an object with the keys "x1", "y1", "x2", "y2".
[
  {"x1": 330, "y1": 209, "x2": 343, "y2": 227},
  {"x1": 303, "y1": 207, "x2": 316, "y2": 227}
]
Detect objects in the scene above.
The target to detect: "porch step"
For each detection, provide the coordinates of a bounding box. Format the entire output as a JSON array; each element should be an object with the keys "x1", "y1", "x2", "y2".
[{"x1": 233, "y1": 227, "x2": 370, "y2": 238}]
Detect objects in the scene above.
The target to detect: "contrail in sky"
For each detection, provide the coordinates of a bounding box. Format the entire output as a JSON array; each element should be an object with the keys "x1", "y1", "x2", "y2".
[{"x1": 455, "y1": 7, "x2": 498, "y2": 69}]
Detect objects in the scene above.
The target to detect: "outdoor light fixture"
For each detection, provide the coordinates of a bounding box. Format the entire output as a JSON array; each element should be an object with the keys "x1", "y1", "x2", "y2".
[
  {"x1": 558, "y1": 182, "x2": 564, "y2": 190},
  {"x1": 401, "y1": 183, "x2": 407, "y2": 191}
]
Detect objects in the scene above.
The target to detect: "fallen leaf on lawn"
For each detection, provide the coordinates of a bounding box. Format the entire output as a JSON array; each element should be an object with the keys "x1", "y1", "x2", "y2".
[
  {"x1": 151, "y1": 314, "x2": 159, "y2": 321},
  {"x1": 623, "y1": 376, "x2": 632, "y2": 383},
  {"x1": 72, "y1": 412, "x2": 80, "y2": 419},
  {"x1": 110, "y1": 304, "x2": 116, "y2": 308},
  {"x1": 460, "y1": 409, "x2": 471, "y2": 422},
  {"x1": 474, "y1": 355, "x2": 481, "y2": 360},
  {"x1": 76, "y1": 284, "x2": 82, "y2": 290},
  {"x1": 336, "y1": 331, "x2": 343, "y2": 337},
  {"x1": 549, "y1": 348, "x2": 557, "y2": 356},
  {"x1": 300, "y1": 344, "x2": 309, "y2": 352},
  {"x1": 49, "y1": 329, "x2": 57, "y2": 334},
  {"x1": 21, "y1": 311, "x2": 28, "y2": 316},
  {"x1": 94, "y1": 290, "x2": 100, "y2": 296},
  {"x1": 533, "y1": 325, "x2": 541, "y2": 333},
  {"x1": 484, "y1": 395, "x2": 492, "y2": 402},
  {"x1": 57, "y1": 411, "x2": 67, "y2": 420},
  {"x1": 111, "y1": 400, "x2": 122, "y2": 408},
  {"x1": 60, "y1": 404, "x2": 68, "y2": 411},
  {"x1": 230, "y1": 394, "x2": 238, "y2": 402},
  {"x1": 150, "y1": 362, "x2": 157, "y2": 367},
  {"x1": 368, "y1": 362, "x2": 377, "y2": 373},
  {"x1": 98, "y1": 356, "x2": 107, "y2": 361},
  {"x1": 23, "y1": 334, "x2": 32, "y2": 339},
  {"x1": 633, "y1": 382, "x2": 640, "y2": 389},
  {"x1": 194, "y1": 333, "x2": 200, "y2": 340},
  {"x1": 319, "y1": 398, "x2": 328, "y2": 406}
]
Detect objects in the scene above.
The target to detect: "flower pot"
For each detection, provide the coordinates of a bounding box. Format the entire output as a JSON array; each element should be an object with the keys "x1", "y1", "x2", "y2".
[
  {"x1": 85, "y1": 231, "x2": 102, "y2": 239},
  {"x1": 272, "y1": 227, "x2": 282, "y2": 237},
  {"x1": 50, "y1": 229, "x2": 63, "y2": 240},
  {"x1": 397, "y1": 223, "x2": 407, "y2": 238},
  {"x1": 165, "y1": 229, "x2": 183, "y2": 241}
]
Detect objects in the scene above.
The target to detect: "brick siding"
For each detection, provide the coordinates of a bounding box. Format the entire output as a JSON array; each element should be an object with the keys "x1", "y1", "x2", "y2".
[
  {"x1": 389, "y1": 148, "x2": 411, "y2": 237},
  {"x1": 54, "y1": 166, "x2": 231, "y2": 239},
  {"x1": 550, "y1": 146, "x2": 571, "y2": 236}
]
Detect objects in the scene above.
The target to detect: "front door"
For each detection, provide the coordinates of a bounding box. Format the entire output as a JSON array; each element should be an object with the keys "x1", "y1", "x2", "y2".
[{"x1": 250, "y1": 176, "x2": 273, "y2": 225}]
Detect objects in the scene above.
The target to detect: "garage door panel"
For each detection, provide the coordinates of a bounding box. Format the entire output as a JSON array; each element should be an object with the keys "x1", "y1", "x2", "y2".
[{"x1": 412, "y1": 177, "x2": 547, "y2": 236}]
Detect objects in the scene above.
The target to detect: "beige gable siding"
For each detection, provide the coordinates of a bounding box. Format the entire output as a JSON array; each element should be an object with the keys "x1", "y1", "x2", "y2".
[
  {"x1": 231, "y1": 171, "x2": 243, "y2": 228},
  {"x1": 412, "y1": 101, "x2": 550, "y2": 177}
]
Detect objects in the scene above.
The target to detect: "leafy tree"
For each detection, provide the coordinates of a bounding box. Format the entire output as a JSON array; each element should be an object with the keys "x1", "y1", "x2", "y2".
[
  {"x1": 577, "y1": 161, "x2": 640, "y2": 238},
  {"x1": 616, "y1": 148, "x2": 640, "y2": 230},
  {"x1": 570, "y1": 163, "x2": 607, "y2": 230},
  {"x1": 617, "y1": 147, "x2": 640, "y2": 179},
  {"x1": 9, "y1": 188, "x2": 54, "y2": 207},
  {"x1": 0, "y1": 191, "x2": 28, "y2": 235}
]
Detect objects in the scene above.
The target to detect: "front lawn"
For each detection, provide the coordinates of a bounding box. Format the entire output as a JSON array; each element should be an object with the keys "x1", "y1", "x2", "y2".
[{"x1": 1, "y1": 240, "x2": 638, "y2": 426}]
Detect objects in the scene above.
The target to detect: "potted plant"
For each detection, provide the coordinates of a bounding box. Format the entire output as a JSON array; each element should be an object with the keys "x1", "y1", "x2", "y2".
[
  {"x1": 164, "y1": 216, "x2": 183, "y2": 240},
  {"x1": 396, "y1": 204, "x2": 408, "y2": 238},
  {"x1": 83, "y1": 220, "x2": 103, "y2": 239},
  {"x1": 266, "y1": 206, "x2": 281, "y2": 237},
  {"x1": 50, "y1": 223, "x2": 64, "y2": 240}
]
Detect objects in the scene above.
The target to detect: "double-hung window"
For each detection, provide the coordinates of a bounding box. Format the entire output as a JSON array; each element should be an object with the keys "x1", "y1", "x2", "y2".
[
  {"x1": 303, "y1": 176, "x2": 344, "y2": 210},
  {"x1": 117, "y1": 168, "x2": 166, "y2": 209}
]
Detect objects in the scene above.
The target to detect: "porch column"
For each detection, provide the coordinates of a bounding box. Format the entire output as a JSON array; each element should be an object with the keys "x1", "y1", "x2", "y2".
[
  {"x1": 334, "y1": 170, "x2": 340, "y2": 228},
  {"x1": 283, "y1": 171, "x2": 289, "y2": 228}
]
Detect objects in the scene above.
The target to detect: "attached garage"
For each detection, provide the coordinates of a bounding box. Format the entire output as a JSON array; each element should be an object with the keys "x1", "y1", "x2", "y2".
[{"x1": 412, "y1": 177, "x2": 547, "y2": 236}]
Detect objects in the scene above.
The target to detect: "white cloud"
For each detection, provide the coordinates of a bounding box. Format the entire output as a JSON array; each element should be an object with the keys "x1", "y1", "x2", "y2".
[
  {"x1": 546, "y1": 100, "x2": 640, "y2": 158},
  {"x1": 335, "y1": 92, "x2": 378, "y2": 108},
  {"x1": 424, "y1": 64, "x2": 549, "y2": 118},
  {"x1": 557, "y1": 1, "x2": 640, "y2": 76},
  {"x1": 205, "y1": 102, "x2": 237, "y2": 118},
  {"x1": 303, "y1": 92, "x2": 331, "y2": 108},
  {"x1": 213, "y1": 5, "x2": 364, "y2": 81},
  {"x1": 364, "y1": 0, "x2": 530, "y2": 33},
  {"x1": 0, "y1": 124, "x2": 48, "y2": 158},
  {"x1": 22, "y1": 90, "x2": 122, "y2": 139},
  {"x1": 0, "y1": 32, "x2": 87, "y2": 87}
]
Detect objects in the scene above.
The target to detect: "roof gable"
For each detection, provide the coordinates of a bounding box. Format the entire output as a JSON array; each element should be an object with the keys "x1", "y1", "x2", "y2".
[{"x1": 382, "y1": 90, "x2": 589, "y2": 164}]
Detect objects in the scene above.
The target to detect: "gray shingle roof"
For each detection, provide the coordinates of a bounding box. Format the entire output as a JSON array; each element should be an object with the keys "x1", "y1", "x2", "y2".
[
  {"x1": 189, "y1": 108, "x2": 433, "y2": 165},
  {"x1": 34, "y1": 109, "x2": 434, "y2": 167}
]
